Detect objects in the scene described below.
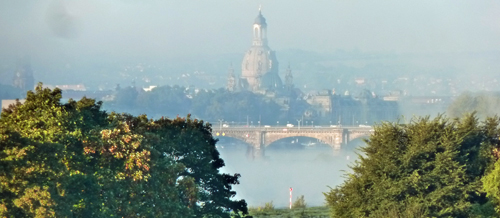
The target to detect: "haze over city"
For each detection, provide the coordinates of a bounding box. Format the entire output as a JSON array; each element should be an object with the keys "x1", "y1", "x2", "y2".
[
  {"x1": 1, "y1": 0, "x2": 500, "y2": 90},
  {"x1": 2, "y1": 1, "x2": 500, "y2": 217}
]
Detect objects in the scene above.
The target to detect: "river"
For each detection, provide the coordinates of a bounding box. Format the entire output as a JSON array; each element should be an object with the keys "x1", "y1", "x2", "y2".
[{"x1": 217, "y1": 139, "x2": 364, "y2": 208}]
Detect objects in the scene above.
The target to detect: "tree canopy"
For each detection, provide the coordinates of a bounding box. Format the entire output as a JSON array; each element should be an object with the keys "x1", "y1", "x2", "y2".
[
  {"x1": 447, "y1": 91, "x2": 500, "y2": 120},
  {"x1": 0, "y1": 84, "x2": 248, "y2": 217},
  {"x1": 325, "y1": 114, "x2": 500, "y2": 217},
  {"x1": 106, "y1": 86, "x2": 285, "y2": 125}
]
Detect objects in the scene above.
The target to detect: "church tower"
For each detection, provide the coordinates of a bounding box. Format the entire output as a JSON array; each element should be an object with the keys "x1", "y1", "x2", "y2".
[
  {"x1": 285, "y1": 64, "x2": 293, "y2": 91},
  {"x1": 240, "y1": 8, "x2": 282, "y2": 93},
  {"x1": 227, "y1": 64, "x2": 236, "y2": 92},
  {"x1": 252, "y1": 9, "x2": 267, "y2": 47}
]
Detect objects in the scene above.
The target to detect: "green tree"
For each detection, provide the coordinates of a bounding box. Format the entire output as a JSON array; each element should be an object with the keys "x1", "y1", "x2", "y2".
[
  {"x1": 292, "y1": 195, "x2": 307, "y2": 209},
  {"x1": 135, "y1": 85, "x2": 191, "y2": 118},
  {"x1": 448, "y1": 91, "x2": 500, "y2": 120},
  {"x1": 325, "y1": 114, "x2": 497, "y2": 217},
  {"x1": 191, "y1": 89, "x2": 282, "y2": 124},
  {"x1": 0, "y1": 84, "x2": 248, "y2": 217},
  {"x1": 481, "y1": 116, "x2": 500, "y2": 214},
  {"x1": 0, "y1": 85, "x2": 106, "y2": 217},
  {"x1": 111, "y1": 86, "x2": 139, "y2": 111}
]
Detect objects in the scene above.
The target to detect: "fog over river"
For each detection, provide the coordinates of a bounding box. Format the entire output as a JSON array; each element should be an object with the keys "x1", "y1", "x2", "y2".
[{"x1": 217, "y1": 138, "x2": 364, "y2": 208}]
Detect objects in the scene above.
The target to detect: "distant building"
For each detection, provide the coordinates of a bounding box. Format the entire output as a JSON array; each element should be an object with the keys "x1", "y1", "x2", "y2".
[
  {"x1": 239, "y1": 9, "x2": 283, "y2": 93},
  {"x1": 225, "y1": 8, "x2": 401, "y2": 125},
  {"x1": 284, "y1": 64, "x2": 294, "y2": 92},
  {"x1": 1, "y1": 99, "x2": 25, "y2": 110},
  {"x1": 143, "y1": 85, "x2": 157, "y2": 92},
  {"x1": 41, "y1": 84, "x2": 87, "y2": 91},
  {"x1": 62, "y1": 90, "x2": 114, "y2": 101},
  {"x1": 55, "y1": 84, "x2": 86, "y2": 91},
  {"x1": 306, "y1": 90, "x2": 332, "y2": 117},
  {"x1": 226, "y1": 64, "x2": 236, "y2": 92},
  {"x1": 355, "y1": 78, "x2": 365, "y2": 85}
]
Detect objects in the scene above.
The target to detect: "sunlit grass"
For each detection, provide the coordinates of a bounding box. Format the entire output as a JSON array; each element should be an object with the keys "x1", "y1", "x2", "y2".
[{"x1": 248, "y1": 206, "x2": 329, "y2": 218}]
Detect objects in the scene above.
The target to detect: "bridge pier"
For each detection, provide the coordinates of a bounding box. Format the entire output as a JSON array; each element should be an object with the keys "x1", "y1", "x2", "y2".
[
  {"x1": 343, "y1": 129, "x2": 349, "y2": 145},
  {"x1": 246, "y1": 146, "x2": 265, "y2": 159},
  {"x1": 245, "y1": 131, "x2": 265, "y2": 159}
]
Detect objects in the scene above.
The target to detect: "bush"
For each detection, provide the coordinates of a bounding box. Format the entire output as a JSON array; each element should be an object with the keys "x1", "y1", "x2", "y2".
[
  {"x1": 248, "y1": 201, "x2": 275, "y2": 213},
  {"x1": 292, "y1": 195, "x2": 307, "y2": 209}
]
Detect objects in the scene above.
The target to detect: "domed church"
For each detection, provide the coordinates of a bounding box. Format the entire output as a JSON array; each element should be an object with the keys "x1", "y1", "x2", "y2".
[{"x1": 239, "y1": 9, "x2": 283, "y2": 93}]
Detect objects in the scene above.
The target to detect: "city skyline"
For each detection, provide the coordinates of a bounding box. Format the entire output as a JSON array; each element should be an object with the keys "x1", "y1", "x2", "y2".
[
  {"x1": 0, "y1": 1, "x2": 499, "y2": 95},
  {"x1": 1, "y1": 1, "x2": 499, "y2": 62}
]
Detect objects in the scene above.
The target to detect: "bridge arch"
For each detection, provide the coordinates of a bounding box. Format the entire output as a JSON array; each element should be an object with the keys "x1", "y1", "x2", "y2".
[
  {"x1": 266, "y1": 136, "x2": 332, "y2": 149},
  {"x1": 215, "y1": 136, "x2": 261, "y2": 159},
  {"x1": 213, "y1": 130, "x2": 262, "y2": 147},
  {"x1": 343, "y1": 137, "x2": 369, "y2": 153},
  {"x1": 263, "y1": 131, "x2": 342, "y2": 149},
  {"x1": 346, "y1": 129, "x2": 373, "y2": 144},
  {"x1": 215, "y1": 136, "x2": 252, "y2": 148},
  {"x1": 212, "y1": 130, "x2": 265, "y2": 158}
]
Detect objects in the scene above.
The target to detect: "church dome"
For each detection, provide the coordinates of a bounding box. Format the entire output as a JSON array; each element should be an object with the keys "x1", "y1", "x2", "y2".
[
  {"x1": 254, "y1": 11, "x2": 266, "y2": 25},
  {"x1": 242, "y1": 47, "x2": 276, "y2": 77},
  {"x1": 240, "y1": 9, "x2": 282, "y2": 92},
  {"x1": 241, "y1": 46, "x2": 282, "y2": 91}
]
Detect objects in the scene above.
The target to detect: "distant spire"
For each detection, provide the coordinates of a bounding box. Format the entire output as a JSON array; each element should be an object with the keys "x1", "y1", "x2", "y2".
[
  {"x1": 259, "y1": 4, "x2": 262, "y2": 12},
  {"x1": 227, "y1": 63, "x2": 236, "y2": 92},
  {"x1": 285, "y1": 63, "x2": 293, "y2": 91}
]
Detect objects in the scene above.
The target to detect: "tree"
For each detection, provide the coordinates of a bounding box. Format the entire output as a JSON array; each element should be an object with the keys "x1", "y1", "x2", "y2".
[
  {"x1": 108, "y1": 113, "x2": 249, "y2": 217},
  {"x1": 481, "y1": 116, "x2": 500, "y2": 214},
  {"x1": 135, "y1": 85, "x2": 191, "y2": 118},
  {"x1": 448, "y1": 91, "x2": 500, "y2": 120},
  {"x1": 0, "y1": 85, "x2": 107, "y2": 217},
  {"x1": 191, "y1": 88, "x2": 282, "y2": 124},
  {"x1": 0, "y1": 84, "x2": 248, "y2": 217},
  {"x1": 292, "y1": 195, "x2": 307, "y2": 209},
  {"x1": 325, "y1": 114, "x2": 498, "y2": 217},
  {"x1": 111, "y1": 86, "x2": 139, "y2": 112}
]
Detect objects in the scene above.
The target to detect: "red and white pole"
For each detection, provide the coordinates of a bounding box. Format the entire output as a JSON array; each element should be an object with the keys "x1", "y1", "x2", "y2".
[{"x1": 289, "y1": 187, "x2": 293, "y2": 209}]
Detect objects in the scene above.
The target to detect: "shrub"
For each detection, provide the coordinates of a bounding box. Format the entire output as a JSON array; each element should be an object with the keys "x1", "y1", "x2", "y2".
[{"x1": 292, "y1": 195, "x2": 307, "y2": 209}]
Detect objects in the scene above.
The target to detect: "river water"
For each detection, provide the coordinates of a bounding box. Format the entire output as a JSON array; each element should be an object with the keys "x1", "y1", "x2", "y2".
[{"x1": 217, "y1": 140, "x2": 363, "y2": 208}]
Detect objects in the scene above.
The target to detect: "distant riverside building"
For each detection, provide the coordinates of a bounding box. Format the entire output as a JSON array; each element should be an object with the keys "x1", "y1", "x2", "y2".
[
  {"x1": 1, "y1": 99, "x2": 25, "y2": 110},
  {"x1": 143, "y1": 85, "x2": 157, "y2": 92},
  {"x1": 56, "y1": 84, "x2": 86, "y2": 91},
  {"x1": 41, "y1": 84, "x2": 87, "y2": 91},
  {"x1": 239, "y1": 9, "x2": 283, "y2": 93}
]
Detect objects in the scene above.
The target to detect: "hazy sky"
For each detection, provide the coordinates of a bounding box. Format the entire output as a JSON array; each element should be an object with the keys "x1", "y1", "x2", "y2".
[{"x1": 1, "y1": 0, "x2": 499, "y2": 64}]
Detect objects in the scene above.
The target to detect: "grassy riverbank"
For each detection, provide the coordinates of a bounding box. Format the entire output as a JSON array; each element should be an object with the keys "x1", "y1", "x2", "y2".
[{"x1": 248, "y1": 206, "x2": 329, "y2": 218}]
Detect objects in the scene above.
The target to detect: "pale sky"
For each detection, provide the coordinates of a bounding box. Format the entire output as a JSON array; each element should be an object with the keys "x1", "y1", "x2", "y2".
[{"x1": 1, "y1": 0, "x2": 499, "y2": 64}]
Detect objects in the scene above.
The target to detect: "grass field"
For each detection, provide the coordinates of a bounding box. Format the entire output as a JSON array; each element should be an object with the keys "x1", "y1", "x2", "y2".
[{"x1": 248, "y1": 206, "x2": 330, "y2": 218}]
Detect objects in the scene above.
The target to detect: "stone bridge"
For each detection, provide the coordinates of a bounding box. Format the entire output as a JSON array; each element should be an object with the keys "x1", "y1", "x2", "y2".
[{"x1": 212, "y1": 126, "x2": 373, "y2": 158}]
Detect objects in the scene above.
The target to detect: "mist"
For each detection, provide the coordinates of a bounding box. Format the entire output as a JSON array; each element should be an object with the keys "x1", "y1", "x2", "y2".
[
  {"x1": 2, "y1": 0, "x2": 500, "y2": 210},
  {"x1": 1, "y1": 1, "x2": 500, "y2": 89},
  {"x1": 218, "y1": 139, "x2": 363, "y2": 207}
]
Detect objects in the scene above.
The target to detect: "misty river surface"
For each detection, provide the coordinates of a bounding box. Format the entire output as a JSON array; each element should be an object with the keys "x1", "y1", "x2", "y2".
[{"x1": 217, "y1": 141, "x2": 362, "y2": 208}]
